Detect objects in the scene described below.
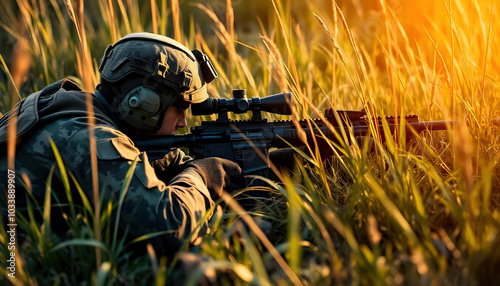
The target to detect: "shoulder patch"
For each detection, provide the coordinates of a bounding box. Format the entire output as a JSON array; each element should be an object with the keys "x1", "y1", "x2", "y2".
[
  {"x1": 112, "y1": 137, "x2": 141, "y2": 161},
  {"x1": 96, "y1": 137, "x2": 141, "y2": 161},
  {"x1": 93, "y1": 127, "x2": 141, "y2": 161}
]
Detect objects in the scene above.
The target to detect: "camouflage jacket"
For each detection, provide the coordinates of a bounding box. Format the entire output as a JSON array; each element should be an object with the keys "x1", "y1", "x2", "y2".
[{"x1": 0, "y1": 79, "x2": 215, "y2": 253}]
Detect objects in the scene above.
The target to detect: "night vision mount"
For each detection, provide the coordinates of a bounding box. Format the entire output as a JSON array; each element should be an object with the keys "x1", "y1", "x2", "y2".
[{"x1": 191, "y1": 89, "x2": 293, "y2": 122}]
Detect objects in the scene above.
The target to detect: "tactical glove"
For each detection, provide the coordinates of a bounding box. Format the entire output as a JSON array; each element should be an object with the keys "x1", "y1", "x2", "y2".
[
  {"x1": 151, "y1": 149, "x2": 193, "y2": 183},
  {"x1": 182, "y1": 157, "x2": 243, "y2": 198}
]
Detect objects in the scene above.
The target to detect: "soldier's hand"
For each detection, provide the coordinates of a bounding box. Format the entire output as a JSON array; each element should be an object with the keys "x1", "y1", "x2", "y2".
[{"x1": 183, "y1": 158, "x2": 243, "y2": 198}]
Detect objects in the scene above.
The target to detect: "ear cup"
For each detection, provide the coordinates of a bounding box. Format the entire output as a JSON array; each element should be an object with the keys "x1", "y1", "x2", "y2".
[
  {"x1": 117, "y1": 86, "x2": 163, "y2": 132},
  {"x1": 126, "y1": 87, "x2": 161, "y2": 115}
]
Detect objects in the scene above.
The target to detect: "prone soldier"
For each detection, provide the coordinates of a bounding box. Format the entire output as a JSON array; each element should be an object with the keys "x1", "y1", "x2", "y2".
[{"x1": 0, "y1": 32, "x2": 242, "y2": 255}]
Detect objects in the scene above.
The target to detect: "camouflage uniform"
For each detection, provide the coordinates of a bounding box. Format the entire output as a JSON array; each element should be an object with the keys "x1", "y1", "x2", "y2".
[{"x1": 0, "y1": 79, "x2": 215, "y2": 252}]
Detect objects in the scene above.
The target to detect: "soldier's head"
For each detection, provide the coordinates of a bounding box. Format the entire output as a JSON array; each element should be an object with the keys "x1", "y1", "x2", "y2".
[{"x1": 97, "y1": 32, "x2": 217, "y2": 135}]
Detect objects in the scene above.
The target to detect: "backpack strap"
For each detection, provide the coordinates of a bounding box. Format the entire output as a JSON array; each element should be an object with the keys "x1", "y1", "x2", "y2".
[{"x1": 0, "y1": 79, "x2": 82, "y2": 145}]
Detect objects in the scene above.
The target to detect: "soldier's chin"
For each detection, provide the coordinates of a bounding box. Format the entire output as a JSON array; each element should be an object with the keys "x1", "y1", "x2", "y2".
[{"x1": 147, "y1": 127, "x2": 177, "y2": 136}]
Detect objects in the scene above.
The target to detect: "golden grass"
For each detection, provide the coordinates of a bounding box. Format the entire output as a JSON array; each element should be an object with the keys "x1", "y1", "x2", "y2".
[
  {"x1": 1, "y1": 0, "x2": 500, "y2": 284},
  {"x1": 64, "y1": 0, "x2": 102, "y2": 269}
]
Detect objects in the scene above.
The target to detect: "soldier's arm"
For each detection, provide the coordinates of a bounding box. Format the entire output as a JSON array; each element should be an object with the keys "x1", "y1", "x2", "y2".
[
  {"x1": 64, "y1": 127, "x2": 214, "y2": 252},
  {"x1": 150, "y1": 148, "x2": 193, "y2": 183}
]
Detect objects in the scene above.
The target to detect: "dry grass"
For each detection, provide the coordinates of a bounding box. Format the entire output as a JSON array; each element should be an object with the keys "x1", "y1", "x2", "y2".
[{"x1": 1, "y1": 0, "x2": 500, "y2": 285}]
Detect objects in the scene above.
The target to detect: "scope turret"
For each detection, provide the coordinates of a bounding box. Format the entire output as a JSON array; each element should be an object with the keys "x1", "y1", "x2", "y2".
[{"x1": 191, "y1": 89, "x2": 293, "y2": 121}]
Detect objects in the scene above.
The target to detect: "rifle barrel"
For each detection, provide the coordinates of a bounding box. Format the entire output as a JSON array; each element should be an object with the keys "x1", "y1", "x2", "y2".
[
  {"x1": 411, "y1": 120, "x2": 454, "y2": 132},
  {"x1": 412, "y1": 118, "x2": 500, "y2": 133}
]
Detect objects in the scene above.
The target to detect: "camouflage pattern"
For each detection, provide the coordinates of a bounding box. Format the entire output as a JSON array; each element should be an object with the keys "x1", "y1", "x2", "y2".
[{"x1": 0, "y1": 79, "x2": 215, "y2": 252}]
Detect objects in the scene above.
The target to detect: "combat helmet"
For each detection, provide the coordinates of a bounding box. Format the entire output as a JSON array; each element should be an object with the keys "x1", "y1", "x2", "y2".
[{"x1": 98, "y1": 32, "x2": 217, "y2": 133}]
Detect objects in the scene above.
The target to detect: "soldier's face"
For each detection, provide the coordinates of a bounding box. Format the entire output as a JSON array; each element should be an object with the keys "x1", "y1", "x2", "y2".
[{"x1": 153, "y1": 105, "x2": 187, "y2": 135}]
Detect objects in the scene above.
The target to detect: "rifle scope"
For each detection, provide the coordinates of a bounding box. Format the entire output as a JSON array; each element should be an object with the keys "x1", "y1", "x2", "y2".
[{"x1": 191, "y1": 89, "x2": 293, "y2": 116}]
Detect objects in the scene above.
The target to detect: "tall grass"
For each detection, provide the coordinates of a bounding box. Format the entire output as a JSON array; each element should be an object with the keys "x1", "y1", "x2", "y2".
[{"x1": 1, "y1": 0, "x2": 500, "y2": 285}]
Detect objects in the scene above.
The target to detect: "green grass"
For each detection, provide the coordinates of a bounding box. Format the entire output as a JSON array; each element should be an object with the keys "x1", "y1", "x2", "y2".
[{"x1": 1, "y1": 0, "x2": 500, "y2": 285}]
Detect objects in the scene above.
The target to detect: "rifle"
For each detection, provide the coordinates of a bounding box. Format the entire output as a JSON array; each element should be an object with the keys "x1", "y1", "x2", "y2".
[{"x1": 134, "y1": 89, "x2": 474, "y2": 188}]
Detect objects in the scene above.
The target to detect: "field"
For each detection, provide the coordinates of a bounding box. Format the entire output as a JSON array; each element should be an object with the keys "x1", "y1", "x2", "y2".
[{"x1": 1, "y1": 0, "x2": 500, "y2": 285}]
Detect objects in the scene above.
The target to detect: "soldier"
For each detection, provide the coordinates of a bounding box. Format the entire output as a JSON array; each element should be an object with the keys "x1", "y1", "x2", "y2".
[{"x1": 0, "y1": 32, "x2": 242, "y2": 255}]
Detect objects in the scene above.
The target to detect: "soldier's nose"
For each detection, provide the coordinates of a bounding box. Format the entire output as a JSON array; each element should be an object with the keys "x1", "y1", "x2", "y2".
[{"x1": 177, "y1": 113, "x2": 187, "y2": 128}]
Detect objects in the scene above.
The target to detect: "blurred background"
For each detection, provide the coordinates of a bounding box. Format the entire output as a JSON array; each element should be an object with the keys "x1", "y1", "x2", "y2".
[
  {"x1": 2, "y1": 1, "x2": 500, "y2": 285},
  {"x1": 2, "y1": 0, "x2": 497, "y2": 117}
]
